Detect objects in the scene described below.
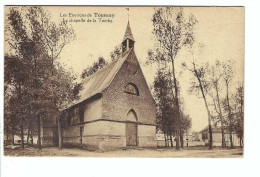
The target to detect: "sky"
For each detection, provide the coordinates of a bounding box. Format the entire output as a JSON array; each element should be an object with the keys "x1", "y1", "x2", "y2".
[{"x1": 5, "y1": 6, "x2": 244, "y2": 131}]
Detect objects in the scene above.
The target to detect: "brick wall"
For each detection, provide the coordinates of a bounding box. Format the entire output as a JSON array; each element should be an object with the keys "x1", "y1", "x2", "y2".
[{"x1": 102, "y1": 50, "x2": 156, "y2": 125}]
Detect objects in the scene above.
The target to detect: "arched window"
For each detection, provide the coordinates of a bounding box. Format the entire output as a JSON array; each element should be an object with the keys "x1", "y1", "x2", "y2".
[
  {"x1": 126, "y1": 109, "x2": 138, "y2": 122},
  {"x1": 124, "y1": 83, "x2": 139, "y2": 95}
]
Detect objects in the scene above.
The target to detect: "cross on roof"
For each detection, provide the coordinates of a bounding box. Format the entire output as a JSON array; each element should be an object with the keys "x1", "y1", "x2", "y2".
[{"x1": 126, "y1": 8, "x2": 130, "y2": 21}]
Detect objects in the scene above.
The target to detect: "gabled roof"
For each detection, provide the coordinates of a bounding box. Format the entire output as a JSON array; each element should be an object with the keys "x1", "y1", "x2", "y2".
[
  {"x1": 123, "y1": 21, "x2": 135, "y2": 42},
  {"x1": 66, "y1": 49, "x2": 133, "y2": 109}
]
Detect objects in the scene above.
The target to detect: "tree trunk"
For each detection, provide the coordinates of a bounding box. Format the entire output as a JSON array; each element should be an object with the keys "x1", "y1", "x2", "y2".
[
  {"x1": 171, "y1": 60, "x2": 180, "y2": 150},
  {"x1": 57, "y1": 117, "x2": 63, "y2": 149},
  {"x1": 30, "y1": 129, "x2": 34, "y2": 146},
  {"x1": 201, "y1": 95, "x2": 212, "y2": 149},
  {"x1": 180, "y1": 129, "x2": 184, "y2": 148},
  {"x1": 215, "y1": 84, "x2": 226, "y2": 148},
  {"x1": 186, "y1": 132, "x2": 189, "y2": 147},
  {"x1": 10, "y1": 116, "x2": 15, "y2": 146},
  {"x1": 203, "y1": 95, "x2": 213, "y2": 149},
  {"x1": 37, "y1": 114, "x2": 42, "y2": 150},
  {"x1": 11, "y1": 126, "x2": 14, "y2": 146},
  {"x1": 167, "y1": 133, "x2": 170, "y2": 147},
  {"x1": 226, "y1": 82, "x2": 234, "y2": 148},
  {"x1": 164, "y1": 133, "x2": 167, "y2": 147},
  {"x1": 27, "y1": 127, "x2": 30, "y2": 145},
  {"x1": 6, "y1": 123, "x2": 9, "y2": 144},
  {"x1": 194, "y1": 67, "x2": 213, "y2": 149},
  {"x1": 20, "y1": 119, "x2": 24, "y2": 149},
  {"x1": 240, "y1": 137, "x2": 243, "y2": 148},
  {"x1": 175, "y1": 130, "x2": 180, "y2": 149},
  {"x1": 169, "y1": 132, "x2": 173, "y2": 147}
]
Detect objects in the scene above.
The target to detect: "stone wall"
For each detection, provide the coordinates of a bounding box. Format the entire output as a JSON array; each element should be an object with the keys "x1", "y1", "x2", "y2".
[
  {"x1": 138, "y1": 124, "x2": 156, "y2": 147},
  {"x1": 83, "y1": 121, "x2": 126, "y2": 150},
  {"x1": 63, "y1": 120, "x2": 156, "y2": 151}
]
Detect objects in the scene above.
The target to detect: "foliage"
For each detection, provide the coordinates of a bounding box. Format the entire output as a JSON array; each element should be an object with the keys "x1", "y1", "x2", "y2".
[
  {"x1": 149, "y1": 7, "x2": 197, "y2": 149},
  {"x1": 4, "y1": 7, "x2": 79, "y2": 148},
  {"x1": 207, "y1": 61, "x2": 226, "y2": 148},
  {"x1": 153, "y1": 70, "x2": 175, "y2": 134},
  {"x1": 81, "y1": 43, "x2": 123, "y2": 79},
  {"x1": 233, "y1": 84, "x2": 244, "y2": 146},
  {"x1": 110, "y1": 45, "x2": 122, "y2": 61},
  {"x1": 183, "y1": 59, "x2": 244, "y2": 148},
  {"x1": 150, "y1": 7, "x2": 197, "y2": 62},
  {"x1": 179, "y1": 112, "x2": 192, "y2": 131},
  {"x1": 81, "y1": 57, "x2": 108, "y2": 79}
]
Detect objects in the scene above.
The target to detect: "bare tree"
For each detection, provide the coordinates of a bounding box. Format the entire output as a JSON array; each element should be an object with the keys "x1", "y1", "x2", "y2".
[
  {"x1": 26, "y1": 7, "x2": 76, "y2": 66},
  {"x1": 149, "y1": 7, "x2": 197, "y2": 150},
  {"x1": 182, "y1": 61, "x2": 213, "y2": 149},
  {"x1": 208, "y1": 61, "x2": 226, "y2": 148},
  {"x1": 222, "y1": 60, "x2": 235, "y2": 148}
]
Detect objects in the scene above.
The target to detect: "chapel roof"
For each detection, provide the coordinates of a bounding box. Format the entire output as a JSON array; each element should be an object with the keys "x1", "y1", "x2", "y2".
[{"x1": 66, "y1": 49, "x2": 133, "y2": 109}]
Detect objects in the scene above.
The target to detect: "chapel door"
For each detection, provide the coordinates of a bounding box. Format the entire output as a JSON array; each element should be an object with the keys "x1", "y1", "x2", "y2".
[{"x1": 126, "y1": 122, "x2": 137, "y2": 146}]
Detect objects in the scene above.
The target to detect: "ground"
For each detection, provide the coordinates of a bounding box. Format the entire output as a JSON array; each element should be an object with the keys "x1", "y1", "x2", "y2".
[{"x1": 4, "y1": 146, "x2": 243, "y2": 158}]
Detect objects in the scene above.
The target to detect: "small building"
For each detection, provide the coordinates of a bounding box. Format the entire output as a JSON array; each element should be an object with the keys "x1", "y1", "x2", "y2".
[
  {"x1": 192, "y1": 131, "x2": 201, "y2": 141},
  {"x1": 199, "y1": 125, "x2": 240, "y2": 147},
  {"x1": 156, "y1": 130, "x2": 205, "y2": 147},
  {"x1": 43, "y1": 21, "x2": 157, "y2": 151}
]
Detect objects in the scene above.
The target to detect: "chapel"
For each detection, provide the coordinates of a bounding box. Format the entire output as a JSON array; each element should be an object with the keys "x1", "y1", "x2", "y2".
[{"x1": 43, "y1": 21, "x2": 157, "y2": 150}]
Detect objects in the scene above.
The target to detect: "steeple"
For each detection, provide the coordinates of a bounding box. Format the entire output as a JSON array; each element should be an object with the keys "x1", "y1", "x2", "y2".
[
  {"x1": 123, "y1": 21, "x2": 135, "y2": 41},
  {"x1": 122, "y1": 21, "x2": 135, "y2": 53}
]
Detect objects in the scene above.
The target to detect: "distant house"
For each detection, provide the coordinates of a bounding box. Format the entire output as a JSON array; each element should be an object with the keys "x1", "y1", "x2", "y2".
[
  {"x1": 199, "y1": 125, "x2": 240, "y2": 147},
  {"x1": 192, "y1": 131, "x2": 201, "y2": 141},
  {"x1": 42, "y1": 21, "x2": 157, "y2": 151},
  {"x1": 4, "y1": 133, "x2": 38, "y2": 146},
  {"x1": 156, "y1": 130, "x2": 205, "y2": 147}
]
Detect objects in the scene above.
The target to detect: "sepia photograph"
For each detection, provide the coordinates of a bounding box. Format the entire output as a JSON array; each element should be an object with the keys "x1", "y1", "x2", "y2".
[{"x1": 3, "y1": 6, "x2": 244, "y2": 158}]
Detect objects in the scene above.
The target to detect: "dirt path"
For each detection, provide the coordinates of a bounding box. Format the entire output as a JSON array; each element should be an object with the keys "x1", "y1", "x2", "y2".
[{"x1": 4, "y1": 147, "x2": 243, "y2": 158}]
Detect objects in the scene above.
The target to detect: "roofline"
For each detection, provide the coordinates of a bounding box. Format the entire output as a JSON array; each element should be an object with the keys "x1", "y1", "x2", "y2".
[
  {"x1": 62, "y1": 93, "x2": 103, "y2": 112},
  {"x1": 81, "y1": 48, "x2": 132, "y2": 86},
  {"x1": 130, "y1": 50, "x2": 156, "y2": 105},
  {"x1": 62, "y1": 49, "x2": 133, "y2": 112}
]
